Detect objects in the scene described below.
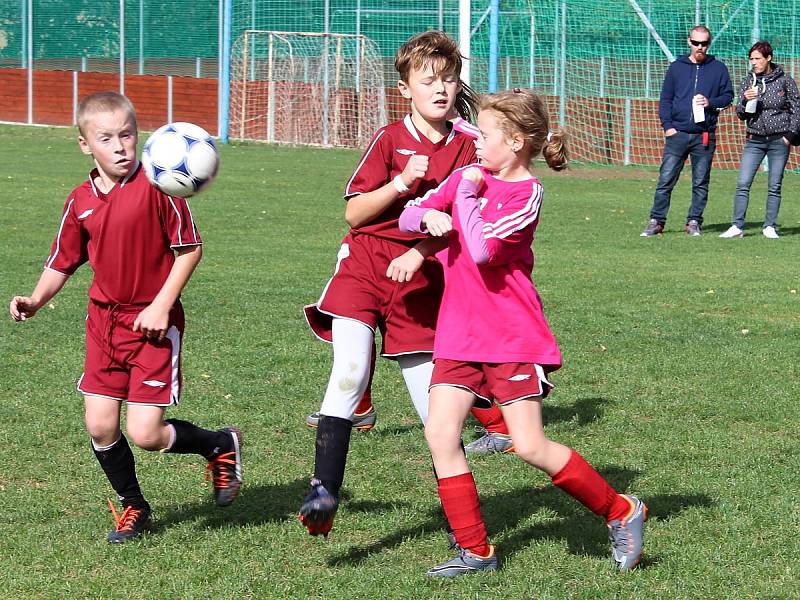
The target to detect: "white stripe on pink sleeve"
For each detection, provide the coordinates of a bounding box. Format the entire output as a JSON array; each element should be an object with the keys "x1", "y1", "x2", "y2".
[{"x1": 485, "y1": 185, "x2": 543, "y2": 239}]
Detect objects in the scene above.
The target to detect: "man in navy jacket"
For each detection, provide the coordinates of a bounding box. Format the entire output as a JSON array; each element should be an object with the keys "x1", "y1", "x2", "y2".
[{"x1": 641, "y1": 26, "x2": 733, "y2": 237}]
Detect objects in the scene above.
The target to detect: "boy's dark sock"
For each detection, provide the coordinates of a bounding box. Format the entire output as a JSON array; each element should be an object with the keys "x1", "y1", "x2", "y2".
[
  {"x1": 314, "y1": 415, "x2": 352, "y2": 496},
  {"x1": 164, "y1": 418, "x2": 231, "y2": 459},
  {"x1": 92, "y1": 434, "x2": 149, "y2": 510}
]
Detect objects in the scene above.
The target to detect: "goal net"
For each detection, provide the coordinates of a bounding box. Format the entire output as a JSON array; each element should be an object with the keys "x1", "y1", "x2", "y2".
[{"x1": 229, "y1": 31, "x2": 386, "y2": 147}]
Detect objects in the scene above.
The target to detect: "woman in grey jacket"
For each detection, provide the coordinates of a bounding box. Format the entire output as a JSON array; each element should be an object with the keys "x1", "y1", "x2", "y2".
[{"x1": 720, "y1": 41, "x2": 800, "y2": 239}]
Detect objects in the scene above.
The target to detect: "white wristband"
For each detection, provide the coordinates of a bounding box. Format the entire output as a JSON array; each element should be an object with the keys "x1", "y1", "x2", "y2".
[{"x1": 393, "y1": 174, "x2": 410, "y2": 194}]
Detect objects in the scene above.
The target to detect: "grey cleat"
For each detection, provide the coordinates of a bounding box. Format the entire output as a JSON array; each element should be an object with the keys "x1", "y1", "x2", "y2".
[
  {"x1": 464, "y1": 428, "x2": 514, "y2": 455},
  {"x1": 305, "y1": 408, "x2": 377, "y2": 431},
  {"x1": 608, "y1": 495, "x2": 648, "y2": 571},
  {"x1": 427, "y1": 545, "x2": 498, "y2": 577}
]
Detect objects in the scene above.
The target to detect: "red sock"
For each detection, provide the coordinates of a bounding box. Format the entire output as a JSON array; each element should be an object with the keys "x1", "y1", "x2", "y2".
[
  {"x1": 551, "y1": 450, "x2": 631, "y2": 522},
  {"x1": 354, "y1": 388, "x2": 373, "y2": 415},
  {"x1": 437, "y1": 472, "x2": 490, "y2": 556},
  {"x1": 471, "y1": 403, "x2": 508, "y2": 435}
]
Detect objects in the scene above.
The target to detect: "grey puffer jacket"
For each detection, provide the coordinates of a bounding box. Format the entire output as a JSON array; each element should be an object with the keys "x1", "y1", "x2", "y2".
[{"x1": 735, "y1": 64, "x2": 800, "y2": 137}]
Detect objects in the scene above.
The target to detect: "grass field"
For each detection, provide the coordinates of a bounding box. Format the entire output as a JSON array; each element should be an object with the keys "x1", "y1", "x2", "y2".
[{"x1": 1, "y1": 123, "x2": 799, "y2": 599}]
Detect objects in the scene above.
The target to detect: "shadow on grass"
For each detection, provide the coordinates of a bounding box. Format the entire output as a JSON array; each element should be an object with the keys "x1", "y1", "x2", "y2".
[
  {"x1": 326, "y1": 465, "x2": 714, "y2": 568},
  {"x1": 154, "y1": 480, "x2": 411, "y2": 533},
  {"x1": 369, "y1": 397, "x2": 609, "y2": 440},
  {"x1": 703, "y1": 220, "x2": 800, "y2": 236}
]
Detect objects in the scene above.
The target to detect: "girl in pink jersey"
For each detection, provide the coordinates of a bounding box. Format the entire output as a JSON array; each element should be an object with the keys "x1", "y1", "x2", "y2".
[{"x1": 399, "y1": 89, "x2": 647, "y2": 576}]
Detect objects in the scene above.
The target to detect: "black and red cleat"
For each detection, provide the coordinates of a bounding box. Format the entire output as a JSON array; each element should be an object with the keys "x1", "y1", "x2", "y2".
[{"x1": 298, "y1": 478, "x2": 339, "y2": 537}]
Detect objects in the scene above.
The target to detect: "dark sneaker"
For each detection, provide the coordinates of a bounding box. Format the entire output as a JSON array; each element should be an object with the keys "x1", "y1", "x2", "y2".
[
  {"x1": 427, "y1": 545, "x2": 498, "y2": 577},
  {"x1": 305, "y1": 407, "x2": 377, "y2": 431},
  {"x1": 464, "y1": 428, "x2": 514, "y2": 455},
  {"x1": 685, "y1": 219, "x2": 701, "y2": 236},
  {"x1": 298, "y1": 478, "x2": 339, "y2": 537},
  {"x1": 107, "y1": 500, "x2": 152, "y2": 544},
  {"x1": 640, "y1": 219, "x2": 664, "y2": 237},
  {"x1": 608, "y1": 495, "x2": 648, "y2": 571},
  {"x1": 206, "y1": 427, "x2": 243, "y2": 507}
]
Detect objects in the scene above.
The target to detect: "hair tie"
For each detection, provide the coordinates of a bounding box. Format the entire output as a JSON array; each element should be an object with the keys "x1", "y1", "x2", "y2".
[
  {"x1": 513, "y1": 87, "x2": 522, "y2": 93},
  {"x1": 546, "y1": 131, "x2": 554, "y2": 142}
]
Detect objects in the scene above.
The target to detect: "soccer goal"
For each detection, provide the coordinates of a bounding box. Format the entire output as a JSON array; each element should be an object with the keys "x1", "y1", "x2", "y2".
[{"x1": 229, "y1": 31, "x2": 386, "y2": 148}]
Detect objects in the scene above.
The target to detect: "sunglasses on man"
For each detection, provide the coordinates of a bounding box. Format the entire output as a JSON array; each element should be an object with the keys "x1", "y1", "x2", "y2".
[{"x1": 689, "y1": 39, "x2": 710, "y2": 47}]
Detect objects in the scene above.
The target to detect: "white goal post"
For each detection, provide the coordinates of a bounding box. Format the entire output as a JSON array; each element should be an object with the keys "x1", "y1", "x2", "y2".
[{"x1": 229, "y1": 31, "x2": 386, "y2": 147}]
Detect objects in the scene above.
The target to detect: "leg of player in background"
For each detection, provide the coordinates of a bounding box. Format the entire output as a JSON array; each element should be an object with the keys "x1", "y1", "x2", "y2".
[
  {"x1": 305, "y1": 338, "x2": 377, "y2": 430},
  {"x1": 465, "y1": 403, "x2": 514, "y2": 455},
  {"x1": 299, "y1": 318, "x2": 373, "y2": 536},
  {"x1": 397, "y1": 352, "x2": 433, "y2": 423}
]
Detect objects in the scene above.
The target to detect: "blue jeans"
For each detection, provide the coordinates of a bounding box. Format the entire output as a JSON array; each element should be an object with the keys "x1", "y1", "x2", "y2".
[
  {"x1": 731, "y1": 135, "x2": 790, "y2": 229},
  {"x1": 650, "y1": 131, "x2": 716, "y2": 226}
]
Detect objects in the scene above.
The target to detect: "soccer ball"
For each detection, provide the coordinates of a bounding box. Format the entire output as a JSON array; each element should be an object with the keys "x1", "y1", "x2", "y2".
[{"x1": 142, "y1": 122, "x2": 219, "y2": 197}]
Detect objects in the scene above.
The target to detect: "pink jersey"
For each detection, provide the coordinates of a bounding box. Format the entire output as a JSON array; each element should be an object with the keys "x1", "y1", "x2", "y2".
[
  {"x1": 400, "y1": 166, "x2": 562, "y2": 368},
  {"x1": 45, "y1": 162, "x2": 201, "y2": 306},
  {"x1": 344, "y1": 115, "x2": 477, "y2": 244}
]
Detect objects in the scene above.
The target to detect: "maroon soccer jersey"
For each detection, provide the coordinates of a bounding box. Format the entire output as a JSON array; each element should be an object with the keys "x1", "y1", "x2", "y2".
[
  {"x1": 45, "y1": 162, "x2": 201, "y2": 306},
  {"x1": 344, "y1": 115, "x2": 477, "y2": 244}
]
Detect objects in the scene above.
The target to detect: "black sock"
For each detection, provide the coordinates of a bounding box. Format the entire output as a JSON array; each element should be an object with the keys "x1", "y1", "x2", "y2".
[
  {"x1": 164, "y1": 418, "x2": 229, "y2": 459},
  {"x1": 314, "y1": 416, "x2": 352, "y2": 496},
  {"x1": 92, "y1": 434, "x2": 149, "y2": 510}
]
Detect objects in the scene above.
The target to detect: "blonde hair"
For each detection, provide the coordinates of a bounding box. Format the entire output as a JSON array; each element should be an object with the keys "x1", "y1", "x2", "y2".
[
  {"x1": 76, "y1": 91, "x2": 137, "y2": 137},
  {"x1": 480, "y1": 88, "x2": 568, "y2": 171},
  {"x1": 394, "y1": 30, "x2": 478, "y2": 121}
]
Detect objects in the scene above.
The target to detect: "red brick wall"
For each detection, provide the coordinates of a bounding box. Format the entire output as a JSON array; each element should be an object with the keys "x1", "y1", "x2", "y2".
[{"x1": 0, "y1": 68, "x2": 218, "y2": 135}]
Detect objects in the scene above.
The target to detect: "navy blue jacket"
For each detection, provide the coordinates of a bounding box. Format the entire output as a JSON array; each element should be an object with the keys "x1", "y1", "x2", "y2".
[{"x1": 659, "y1": 53, "x2": 733, "y2": 133}]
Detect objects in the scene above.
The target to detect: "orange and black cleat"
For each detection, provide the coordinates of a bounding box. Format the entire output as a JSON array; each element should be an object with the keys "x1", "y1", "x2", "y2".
[
  {"x1": 206, "y1": 427, "x2": 243, "y2": 507},
  {"x1": 107, "y1": 499, "x2": 152, "y2": 544}
]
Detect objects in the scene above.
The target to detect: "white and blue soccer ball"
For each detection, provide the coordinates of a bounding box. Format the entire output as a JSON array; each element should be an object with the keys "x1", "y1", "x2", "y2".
[{"x1": 142, "y1": 122, "x2": 219, "y2": 198}]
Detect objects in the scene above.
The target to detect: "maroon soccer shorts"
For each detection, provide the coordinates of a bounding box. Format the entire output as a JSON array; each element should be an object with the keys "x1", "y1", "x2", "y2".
[
  {"x1": 78, "y1": 301, "x2": 184, "y2": 406},
  {"x1": 430, "y1": 359, "x2": 554, "y2": 408},
  {"x1": 304, "y1": 232, "x2": 443, "y2": 357}
]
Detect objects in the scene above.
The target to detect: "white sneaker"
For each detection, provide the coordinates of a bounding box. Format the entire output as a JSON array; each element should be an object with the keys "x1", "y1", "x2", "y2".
[
  {"x1": 762, "y1": 226, "x2": 779, "y2": 239},
  {"x1": 719, "y1": 225, "x2": 744, "y2": 238}
]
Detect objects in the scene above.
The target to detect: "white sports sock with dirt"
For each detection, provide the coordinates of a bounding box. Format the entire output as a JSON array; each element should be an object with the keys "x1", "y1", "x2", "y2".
[{"x1": 318, "y1": 318, "x2": 373, "y2": 420}]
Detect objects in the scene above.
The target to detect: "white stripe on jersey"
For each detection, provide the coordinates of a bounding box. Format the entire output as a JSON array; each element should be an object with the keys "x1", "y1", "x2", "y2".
[
  {"x1": 485, "y1": 184, "x2": 543, "y2": 239},
  {"x1": 46, "y1": 197, "x2": 75, "y2": 269},
  {"x1": 345, "y1": 129, "x2": 386, "y2": 196},
  {"x1": 119, "y1": 161, "x2": 140, "y2": 188},
  {"x1": 403, "y1": 115, "x2": 421, "y2": 142},
  {"x1": 168, "y1": 197, "x2": 185, "y2": 246}
]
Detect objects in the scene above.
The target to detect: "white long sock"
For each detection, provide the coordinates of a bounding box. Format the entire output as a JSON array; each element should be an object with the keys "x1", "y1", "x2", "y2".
[
  {"x1": 398, "y1": 353, "x2": 434, "y2": 424},
  {"x1": 318, "y1": 318, "x2": 374, "y2": 421}
]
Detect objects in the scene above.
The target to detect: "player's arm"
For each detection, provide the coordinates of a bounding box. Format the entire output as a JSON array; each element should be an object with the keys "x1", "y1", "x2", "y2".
[
  {"x1": 385, "y1": 237, "x2": 449, "y2": 282},
  {"x1": 345, "y1": 154, "x2": 429, "y2": 228},
  {"x1": 133, "y1": 244, "x2": 202, "y2": 341},
  {"x1": 9, "y1": 269, "x2": 70, "y2": 321}
]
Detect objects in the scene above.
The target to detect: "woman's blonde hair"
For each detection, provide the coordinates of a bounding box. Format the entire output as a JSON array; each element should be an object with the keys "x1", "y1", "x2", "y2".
[
  {"x1": 394, "y1": 30, "x2": 478, "y2": 121},
  {"x1": 479, "y1": 88, "x2": 568, "y2": 171}
]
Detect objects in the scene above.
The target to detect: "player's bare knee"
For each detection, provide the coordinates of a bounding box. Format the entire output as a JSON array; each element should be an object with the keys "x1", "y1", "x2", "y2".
[
  {"x1": 126, "y1": 425, "x2": 164, "y2": 451},
  {"x1": 424, "y1": 421, "x2": 460, "y2": 453},
  {"x1": 513, "y1": 438, "x2": 550, "y2": 468}
]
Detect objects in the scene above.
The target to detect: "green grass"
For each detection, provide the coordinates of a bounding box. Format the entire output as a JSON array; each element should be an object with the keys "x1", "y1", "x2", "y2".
[{"x1": 1, "y1": 123, "x2": 799, "y2": 599}]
